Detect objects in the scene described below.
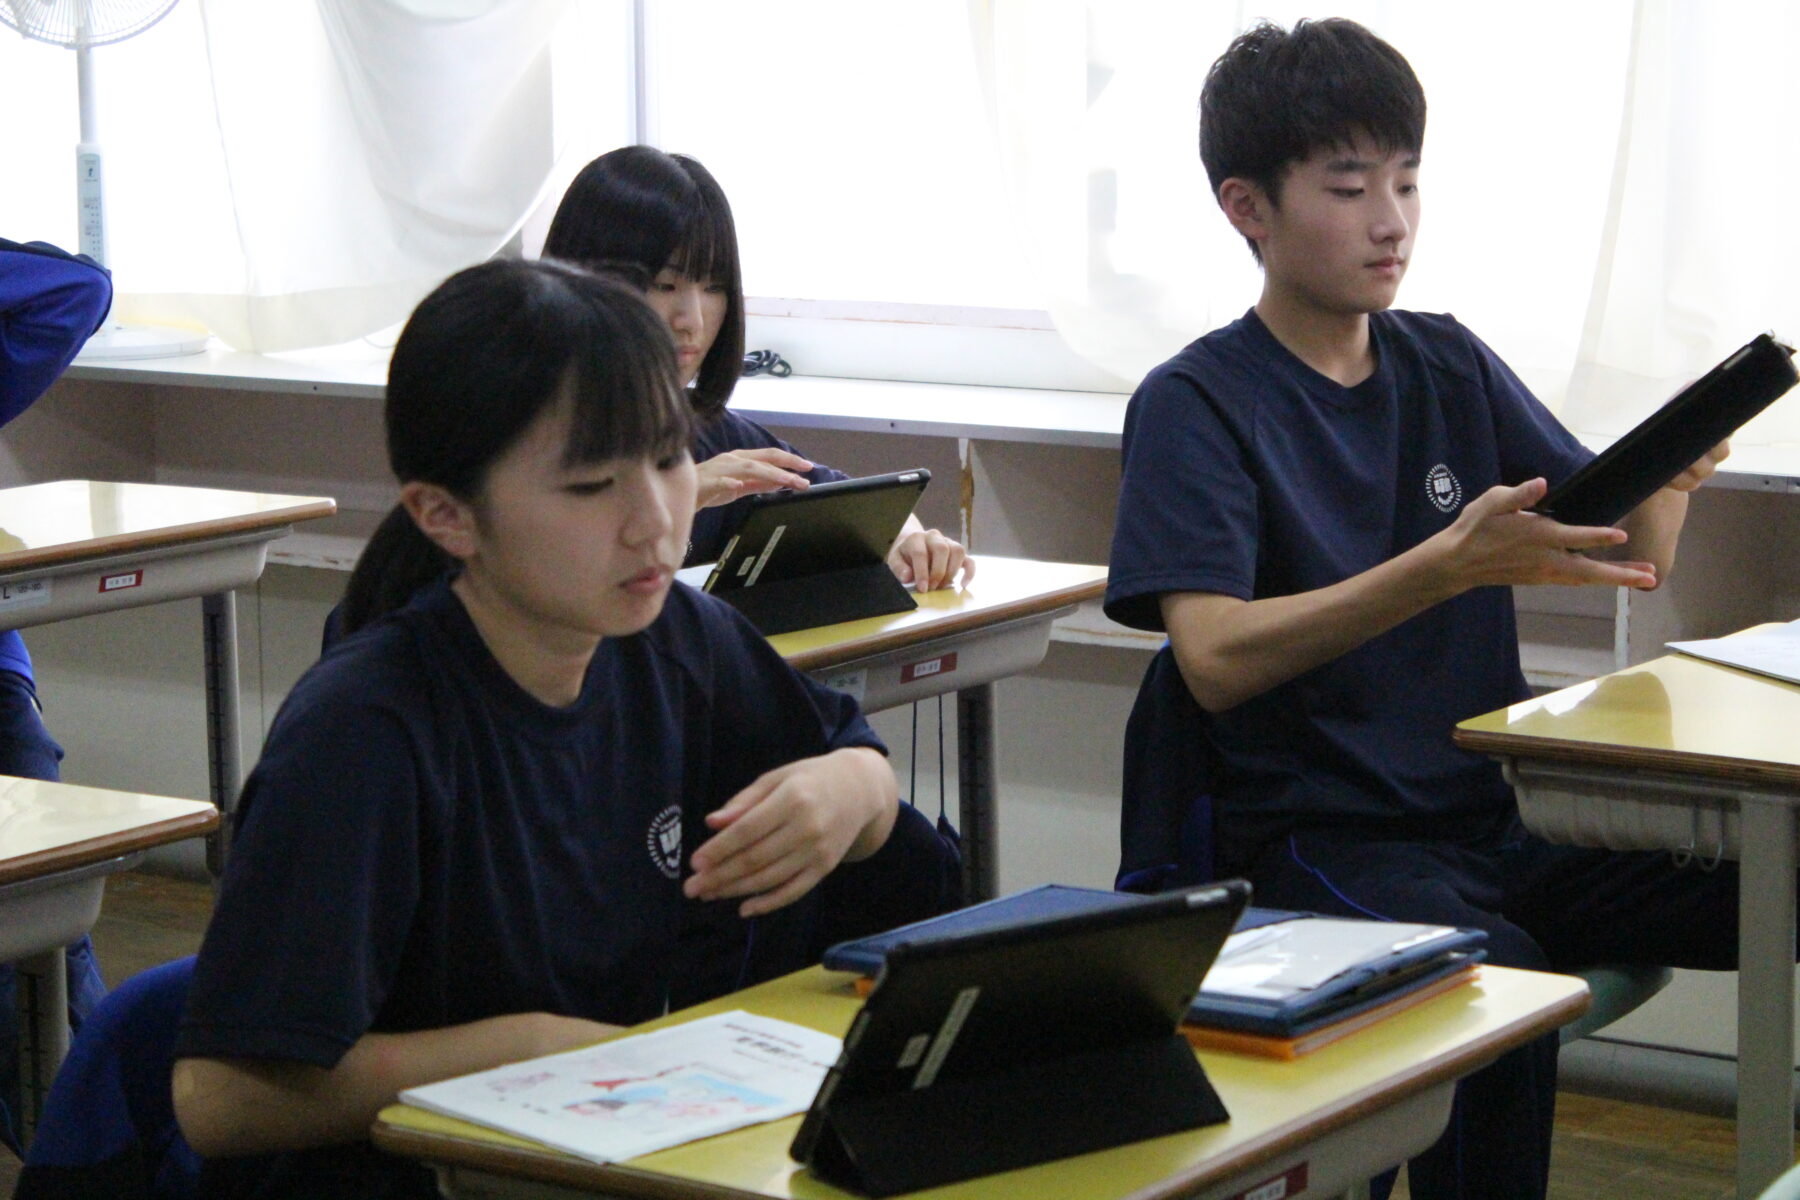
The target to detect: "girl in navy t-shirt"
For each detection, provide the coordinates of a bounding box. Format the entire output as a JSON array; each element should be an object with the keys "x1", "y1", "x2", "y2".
[
  {"x1": 541, "y1": 145, "x2": 973, "y2": 590},
  {"x1": 174, "y1": 261, "x2": 956, "y2": 1198}
]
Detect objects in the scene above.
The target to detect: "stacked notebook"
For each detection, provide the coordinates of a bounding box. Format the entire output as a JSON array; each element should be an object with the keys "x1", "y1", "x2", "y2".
[{"x1": 824, "y1": 884, "x2": 1487, "y2": 1060}]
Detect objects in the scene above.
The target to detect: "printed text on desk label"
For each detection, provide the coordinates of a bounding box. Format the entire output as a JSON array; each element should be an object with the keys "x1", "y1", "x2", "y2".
[
  {"x1": 900, "y1": 653, "x2": 957, "y2": 684},
  {"x1": 0, "y1": 579, "x2": 51, "y2": 612},
  {"x1": 821, "y1": 669, "x2": 867, "y2": 702},
  {"x1": 1226, "y1": 1163, "x2": 1307, "y2": 1200},
  {"x1": 99, "y1": 570, "x2": 143, "y2": 593}
]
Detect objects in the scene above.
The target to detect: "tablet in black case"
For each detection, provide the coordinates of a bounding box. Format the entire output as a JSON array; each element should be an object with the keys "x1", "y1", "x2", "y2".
[
  {"x1": 703, "y1": 469, "x2": 929, "y2": 636},
  {"x1": 1534, "y1": 332, "x2": 1797, "y2": 527},
  {"x1": 791, "y1": 880, "x2": 1250, "y2": 1196}
]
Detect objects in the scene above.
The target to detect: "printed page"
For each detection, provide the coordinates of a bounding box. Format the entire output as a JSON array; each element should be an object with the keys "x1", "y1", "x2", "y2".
[
  {"x1": 400, "y1": 1011, "x2": 840, "y2": 1164},
  {"x1": 1669, "y1": 620, "x2": 1800, "y2": 687}
]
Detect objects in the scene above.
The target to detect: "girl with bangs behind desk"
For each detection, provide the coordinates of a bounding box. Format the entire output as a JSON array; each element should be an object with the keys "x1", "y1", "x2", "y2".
[
  {"x1": 173, "y1": 261, "x2": 957, "y2": 1199},
  {"x1": 542, "y1": 144, "x2": 975, "y2": 593}
]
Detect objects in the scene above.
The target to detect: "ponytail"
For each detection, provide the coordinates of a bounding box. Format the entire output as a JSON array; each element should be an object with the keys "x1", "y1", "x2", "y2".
[{"x1": 337, "y1": 505, "x2": 454, "y2": 638}]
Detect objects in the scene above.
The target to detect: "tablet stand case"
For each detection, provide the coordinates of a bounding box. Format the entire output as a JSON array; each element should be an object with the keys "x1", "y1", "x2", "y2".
[
  {"x1": 804, "y1": 1033, "x2": 1227, "y2": 1197},
  {"x1": 716, "y1": 560, "x2": 915, "y2": 637},
  {"x1": 797, "y1": 883, "x2": 1247, "y2": 1196}
]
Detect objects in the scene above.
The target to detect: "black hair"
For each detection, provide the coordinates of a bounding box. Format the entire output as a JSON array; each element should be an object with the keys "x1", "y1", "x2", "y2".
[
  {"x1": 1199, "y1": 18, "x2": 1426, "y2": 262},
  {"x1": 338, "y1": 258, "x2": 694, "y2": 636},
  {"x1": 542, "y1": 145, "x2": 746, "y2": 421}
]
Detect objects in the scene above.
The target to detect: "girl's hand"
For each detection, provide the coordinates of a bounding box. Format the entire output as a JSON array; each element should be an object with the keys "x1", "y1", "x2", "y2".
[
  {"x1": 694, "y1": 448, "x2": 814, "y2": 510},
  {"x1": 685, "y1": 747, "x2": 898, "y2": 917},
  {"x1": 888, "y1": 528, "x2": 974, "y2": 591}
]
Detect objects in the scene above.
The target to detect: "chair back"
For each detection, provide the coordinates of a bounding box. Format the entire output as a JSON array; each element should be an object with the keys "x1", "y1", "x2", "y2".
[
  {"x1": 1117, "y1": 643, "x2": 1219, "y2": 893},
  {"x1": 16, "y1": 955, "x2": 200, "y2": 1200}
]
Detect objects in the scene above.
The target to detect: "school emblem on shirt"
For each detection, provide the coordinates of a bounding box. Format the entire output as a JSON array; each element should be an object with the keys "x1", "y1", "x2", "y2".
[
  {"x1": 1425, "y1": 464, "x2": 1463, "y2": 514},
  {"x1": 646, "y1": 806, "x2": 683, "y2": 879}
]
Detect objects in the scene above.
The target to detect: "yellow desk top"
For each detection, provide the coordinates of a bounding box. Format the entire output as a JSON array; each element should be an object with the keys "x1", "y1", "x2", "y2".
[
  {"x1": 373, "y1": 965, "x2": 1586, "y2": 1200},
  {"x1": 0, "y1": 480, "x2": 337, "y2": 573},
  {"x1": 0, "y1": 776, "x2": 218, "y2": 886},
  {"x1": 768, "y1": 556, "x2": 1107, "y2": 672},
  {"x1": 1457, "y1": 629, "x2": 1800, "y2": 787}
]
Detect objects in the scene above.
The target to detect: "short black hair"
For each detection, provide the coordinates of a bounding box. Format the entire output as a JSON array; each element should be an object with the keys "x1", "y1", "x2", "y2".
[
  {"x1": 1199, "y1": 18, "x2": 1425, "y2": 261},
  {"x1": 543, "y1": 146, "x2": 746, "y2": 421}
]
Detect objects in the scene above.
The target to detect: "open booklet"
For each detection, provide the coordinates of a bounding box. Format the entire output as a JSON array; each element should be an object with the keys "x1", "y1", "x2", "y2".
[{"x1": 399, "y1": 1011, "x2": 840, "y2": 1164}]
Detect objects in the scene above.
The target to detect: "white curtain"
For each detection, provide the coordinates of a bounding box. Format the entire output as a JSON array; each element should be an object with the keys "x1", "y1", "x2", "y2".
[
  {"x1": 971, "y1": 0, "x2": 1800, "y2": 442},
  {"x1": 0, "y1": 0, "x2": 611, "y2": 353}
]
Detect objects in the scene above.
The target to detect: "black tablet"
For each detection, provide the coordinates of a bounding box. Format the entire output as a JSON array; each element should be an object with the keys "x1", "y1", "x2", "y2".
[
  {"x1": 701, "y1": 469, "x2": 930, "y2": 636},
  {"x1": 1534, "y1": 332, "x2": 1797, "y2": 527},
  {"x1": 790, "y1": 880, "x2": 1251, "y2": 1196}
]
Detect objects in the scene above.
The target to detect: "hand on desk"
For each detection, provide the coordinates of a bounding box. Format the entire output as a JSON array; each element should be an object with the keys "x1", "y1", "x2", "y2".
[
  {"x1": 889, "y1": 526, "x2": 975, "y2": 592},
  {"x1": 694, "y1": 447, "x2": 815, "y2": 510},
  {"x1": 685, "y1": 746, "x2": 899, "y2": 918}
]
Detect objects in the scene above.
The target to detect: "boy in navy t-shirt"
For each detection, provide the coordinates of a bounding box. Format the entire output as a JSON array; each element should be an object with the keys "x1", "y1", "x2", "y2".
[{"x1": 1106, "y1": 19, "x2": 1739, "y2": 1200}]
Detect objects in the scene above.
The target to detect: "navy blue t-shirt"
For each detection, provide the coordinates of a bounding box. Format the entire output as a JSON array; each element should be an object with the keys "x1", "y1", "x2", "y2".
[
  {"x1": 178, "y1": 577, "x2": 955, "y2": 1199},
  {"x1": 686, "y1": 409, "x2": 849, "y2": 566},
  {"x1": 1106, "y1": 309, "x2": 1591, "y2": 853}
]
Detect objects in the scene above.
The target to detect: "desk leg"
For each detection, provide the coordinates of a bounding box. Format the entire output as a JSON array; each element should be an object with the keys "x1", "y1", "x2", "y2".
[
  {"x1": 1737, "y1": 798, "x2": 1796, "y2": 1195},
  {"x1": 202, "y1": 591, "x2": 244, "y2": 876},
  {"x1": 956, "y1": 683, "x2": 998, "y2": 902},
  {"x1": 18, "y1": 947, "x2": 67, "y2": 1139}
]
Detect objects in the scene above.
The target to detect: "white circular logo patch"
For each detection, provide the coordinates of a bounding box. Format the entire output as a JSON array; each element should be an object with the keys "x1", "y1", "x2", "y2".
[
  {"x1": 1425, "y1": 464, "x2": 1463, "y2": 514},
  {"x1": 646, "y1": 806, "x2": 683, "y2": 879}
]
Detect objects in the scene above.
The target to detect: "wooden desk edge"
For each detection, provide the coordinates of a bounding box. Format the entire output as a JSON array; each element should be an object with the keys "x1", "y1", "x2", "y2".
[
  {"x1": 372, "y1": 973, "x2": 1590, "y2": 1200},
  {"x1": 1454, "y1": 726, "x2": 1800, "y2": 790},
  {"x1": 0, "y1": 498, "x2": 339, "y2": 574},
  {"x1": 780, "y1": 576, "x2": 1106, "y2": 673},
  {"x1": 1129, "y1": 976, "x2": 1590, "y2": 1200},
  {"x1": 370, "y1": 1122, "x2": 743, "y2": 1200},
  {"x1": 0, "y1": 808, "x2": 219, "y2": 887}
]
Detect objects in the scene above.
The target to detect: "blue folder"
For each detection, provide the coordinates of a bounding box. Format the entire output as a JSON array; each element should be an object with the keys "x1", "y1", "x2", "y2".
[{"x1": 822, "y1": 884, "x2": 1486, "y2": 1039}]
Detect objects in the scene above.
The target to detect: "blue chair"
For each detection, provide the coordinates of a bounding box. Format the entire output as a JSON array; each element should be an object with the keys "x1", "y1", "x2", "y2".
[
  {"x1": 14, "y1": 955, "x2": 201, "y2": 1200},
  {"x1": 1115, "y1": 643, "x2": 1671, "y2": 1042}
]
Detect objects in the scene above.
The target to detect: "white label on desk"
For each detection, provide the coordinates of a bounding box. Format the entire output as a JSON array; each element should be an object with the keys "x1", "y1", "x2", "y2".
[
  {"x1": 99, "y1": 570, "x2": 143, "y2": 593},
  {"x1": 900, "y1": 652, "x2": 958, "y2": 684},
  {"x1": 1226, "y1": 1164, "x2": 1309, "y2": 1200},
  {"x1": 0, "y1": 578, "x2": 51, "y2": 613},
  {"x1": 820, "y1": 668, "x2": 867, "y2": 702}
]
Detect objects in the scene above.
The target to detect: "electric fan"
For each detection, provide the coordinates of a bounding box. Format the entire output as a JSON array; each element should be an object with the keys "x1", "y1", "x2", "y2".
[{"x1": 1, "y1": 0, "x2": 208, "y2": 359}]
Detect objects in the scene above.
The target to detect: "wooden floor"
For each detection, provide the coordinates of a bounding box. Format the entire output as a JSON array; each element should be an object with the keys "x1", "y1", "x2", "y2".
[{"x1": 0, "y1": 871, "x2": 1763, "y2": 1198}]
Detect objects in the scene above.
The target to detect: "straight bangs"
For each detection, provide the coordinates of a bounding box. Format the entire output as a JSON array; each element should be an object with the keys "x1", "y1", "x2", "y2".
[
  {"x1": 1285, "y1": 62, "x2": 1424, "y2": 171},
  {"x1": 558, "y1": 276, "x2": 695, "y2": 469},
  {"x1": 663, "y1": 178, "x2": 739, "y2": 290}
]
